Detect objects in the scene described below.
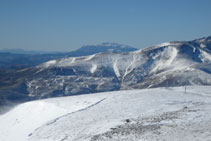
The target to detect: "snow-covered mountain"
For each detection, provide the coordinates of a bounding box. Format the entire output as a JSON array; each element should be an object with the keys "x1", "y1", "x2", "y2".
[
  {"x1": 0, "y1": 36, "x2": 211, "y2": 103},
  {"x1": 1, "y1": 86, "x2": 211, "y2": 141}
]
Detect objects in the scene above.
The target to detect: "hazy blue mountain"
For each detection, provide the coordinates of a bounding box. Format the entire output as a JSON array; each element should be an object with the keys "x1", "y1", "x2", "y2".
[
  {"x1": 70, "y1": 42, "x2": 138, "y2": 56},
  {"x1": 0, "y1": 48, "x2": 60, "y2": 55},
  {"x1": 0, "y1": 43, "x2": 137, "y2": 69}
]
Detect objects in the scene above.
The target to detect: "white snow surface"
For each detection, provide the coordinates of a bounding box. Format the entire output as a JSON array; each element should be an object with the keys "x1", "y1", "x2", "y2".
[
  {"x1": 1, "y1": 86, "x2": 211, "y2": 141},
  {"x1": 90, "y1": 64, "x2": 97, "y2": 73},
  {"x1": 200, "y1": 49, "x2": 211, "y2": 61},
  {"x1": 42, "y1": 60, "x2": 56, "y2": 68},
  {"x1": 150, "y1": 47, "x2": 178, "y2": 73},
  {"x1": 84, "y1": 54, "x2": 96, "y2": 61},
  {"x1": 113, "y1": 59, "x2": 120, "y2": 78}
]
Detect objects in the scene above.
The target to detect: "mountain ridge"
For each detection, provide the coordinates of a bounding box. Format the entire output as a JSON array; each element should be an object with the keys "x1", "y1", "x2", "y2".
[
  {"x1": 0, "y1": 36, "x2": 211, "y2": 105},
  {"x1": 0, "y1": 43, "x2": 137, "y2": 69}
]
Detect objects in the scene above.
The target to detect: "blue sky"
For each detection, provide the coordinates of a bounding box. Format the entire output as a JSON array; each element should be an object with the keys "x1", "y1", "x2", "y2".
[{"x1": 0, "y1": 0, "x2": 211, "y2": 51}]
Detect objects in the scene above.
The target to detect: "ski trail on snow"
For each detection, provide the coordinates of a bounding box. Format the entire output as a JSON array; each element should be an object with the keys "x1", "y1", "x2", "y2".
[{"x1": 29, "y1": 98, "x2": 107, "y2": 137}]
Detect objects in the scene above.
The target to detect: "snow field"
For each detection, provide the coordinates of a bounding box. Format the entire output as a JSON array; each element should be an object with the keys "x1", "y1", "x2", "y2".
[{"x1": 1, "y1": 86, "x2": 211, "y2": 140}]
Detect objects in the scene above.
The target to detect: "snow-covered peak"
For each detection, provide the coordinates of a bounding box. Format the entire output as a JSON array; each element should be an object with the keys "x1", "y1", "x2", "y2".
[
  {"x1": 2, "y1": 36, "x2": 211, "y2": 104},
  {"x1": 155, "y1": 41, "x2": 182, "y2": 47}
]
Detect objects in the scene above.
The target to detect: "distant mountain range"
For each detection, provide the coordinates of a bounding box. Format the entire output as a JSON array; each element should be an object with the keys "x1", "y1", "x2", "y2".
[
  {"x1": 0, "y1": 43, "x2": 137, "y2": 69},
  {"x1": 0, "y1": 37, "x2": 211, "y2": 105},
  {"x1": 0, "y1": 48, "x2": 60, "y2": 54}
]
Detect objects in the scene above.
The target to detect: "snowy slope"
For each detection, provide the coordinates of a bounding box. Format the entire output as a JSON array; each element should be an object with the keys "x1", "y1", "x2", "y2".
[
  {"x1": 0, "y1": 94, "x2": 107, "y2": 141},
  {"x1": 1, "y1": 86, "x2": 211, "y2": 141}
]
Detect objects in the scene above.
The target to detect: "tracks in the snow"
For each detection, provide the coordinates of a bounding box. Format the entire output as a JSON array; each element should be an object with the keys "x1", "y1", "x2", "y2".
[{"x1": 28, "y1": 97, "x2": 107, "y2": 138}]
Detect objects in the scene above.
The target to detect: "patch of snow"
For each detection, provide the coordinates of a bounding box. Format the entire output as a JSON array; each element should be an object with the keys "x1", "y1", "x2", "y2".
[
  {"x1": 165, "y1": 47, "x2": 178, "y2": 66},
  {"x1": 200, "y1": 43, "x2": 206, "y2": 48},
  {"x1": 200, "y1": 50, "x2": 211, "y2": 61},
  {"x1": 71, "y1": 57, "x2": 75, "y2": 63},
  {"x1": 84, "y1": 54, "x2": 96, "y2": 61},
  {"x1": 156, "y1": 42, "x2": 171, "y2": 47},
  {"x1": 113, "y1": 59, "x2": 120, "y2": 78},
  {"x1": 90, "y1": 64, "x2": 97, "y2": 73},
  {"x1": 42, "y1": 60, "x2": 56, "y2": 68},
  {"x1": 193, "y1": 47, "x2": 196, "y2": 53}
]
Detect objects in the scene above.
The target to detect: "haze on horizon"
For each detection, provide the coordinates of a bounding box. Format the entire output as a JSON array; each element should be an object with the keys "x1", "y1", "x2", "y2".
[{"x1": 0, "y1": 0, "x2": 211, "y2": 52}]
